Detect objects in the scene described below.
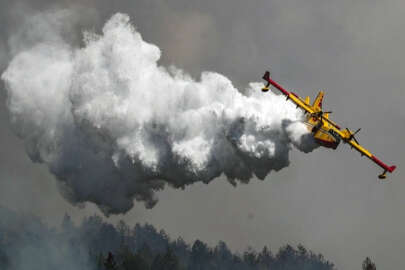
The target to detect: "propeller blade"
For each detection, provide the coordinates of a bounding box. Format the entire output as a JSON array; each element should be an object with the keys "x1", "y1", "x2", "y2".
[
  {"x1": 345, "y1": 128, "x2": 361, "y2": 144},
  {"x1": 353, "y1": 128, "x2": 361, "y2": 135}
]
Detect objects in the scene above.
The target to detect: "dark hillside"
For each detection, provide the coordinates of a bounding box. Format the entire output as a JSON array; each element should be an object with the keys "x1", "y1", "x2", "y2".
[{"x1": 0, "y1": 207, "x2": 335, "y2": 270}]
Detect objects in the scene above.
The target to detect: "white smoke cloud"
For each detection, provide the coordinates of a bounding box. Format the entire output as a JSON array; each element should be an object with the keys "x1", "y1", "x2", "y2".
[{"x1": 1, "y1": 11, "x2": 318, "y2": 215}]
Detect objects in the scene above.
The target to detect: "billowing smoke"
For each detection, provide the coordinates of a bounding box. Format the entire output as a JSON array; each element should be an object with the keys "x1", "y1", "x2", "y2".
[{"x1": 1, "y1": 11, "x2": 317, "y2": 215}]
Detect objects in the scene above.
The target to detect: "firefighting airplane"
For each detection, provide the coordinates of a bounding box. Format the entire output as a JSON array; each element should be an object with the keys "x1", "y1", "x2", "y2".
[{"x1": 261, "y1": 71, "x2": 396, "y2": 179}]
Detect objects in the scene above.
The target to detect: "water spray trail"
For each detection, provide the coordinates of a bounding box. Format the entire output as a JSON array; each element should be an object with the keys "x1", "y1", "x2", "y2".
[{"x1": 1, "y1": 12, "x2": 317, "y2": 215}]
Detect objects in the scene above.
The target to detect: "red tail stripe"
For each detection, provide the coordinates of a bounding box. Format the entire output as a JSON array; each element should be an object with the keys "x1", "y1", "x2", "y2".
[{"x1": 318, "y1": 96, "x2": 323, "y2": 107}]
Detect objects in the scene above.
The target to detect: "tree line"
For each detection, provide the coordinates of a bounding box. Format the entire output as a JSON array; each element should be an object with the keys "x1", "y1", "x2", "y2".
[{"x1": 0, "y1": 206, "x2": 375, "y2": 269}]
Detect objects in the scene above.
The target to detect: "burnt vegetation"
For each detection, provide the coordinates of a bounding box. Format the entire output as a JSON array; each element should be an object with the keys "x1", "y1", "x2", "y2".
[{"x1": 0, "y1": 207, "x2": 338, "y2": 270}]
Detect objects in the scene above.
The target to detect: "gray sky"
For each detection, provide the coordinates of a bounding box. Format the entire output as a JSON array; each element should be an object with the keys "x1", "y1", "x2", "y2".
[{"x1": 0, "y1": 0, "x2": 404, "y2": 269}]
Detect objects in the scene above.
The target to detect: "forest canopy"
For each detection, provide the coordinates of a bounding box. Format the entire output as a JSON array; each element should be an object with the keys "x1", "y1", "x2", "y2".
[{"x1": 0, "y1": 206, "x2": 336, "y2": 270}]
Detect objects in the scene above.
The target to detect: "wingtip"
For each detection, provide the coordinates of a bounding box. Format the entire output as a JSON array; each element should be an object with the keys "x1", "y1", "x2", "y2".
[{"x1": 262, "y1": 71, "x2": 270, "y2": 81}]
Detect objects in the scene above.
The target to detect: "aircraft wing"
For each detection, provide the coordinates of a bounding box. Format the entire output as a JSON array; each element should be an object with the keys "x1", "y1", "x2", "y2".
[
  {"x1": 336, "y1": 128, "x2": 397, "y2": 179},
  {"x1": 262, "y1": 71, "x2": 315, "y2": 115}
]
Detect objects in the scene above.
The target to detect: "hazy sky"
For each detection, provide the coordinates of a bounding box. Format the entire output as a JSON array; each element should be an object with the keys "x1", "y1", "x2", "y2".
[{"x1": 0, "y1": 1, "x2": 404, "y2": 269}]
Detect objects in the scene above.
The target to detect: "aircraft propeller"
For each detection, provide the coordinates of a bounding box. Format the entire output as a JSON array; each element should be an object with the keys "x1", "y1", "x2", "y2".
[
  {"x1": 309, "y1": 111, "x2": 332, "y2": 119},
  {"x1": 346, "y1": 128, "x2": 361, "y2": 144}
]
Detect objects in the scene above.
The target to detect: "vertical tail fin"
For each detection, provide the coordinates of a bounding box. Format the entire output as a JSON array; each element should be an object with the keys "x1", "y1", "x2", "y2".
[{"x1": 312, "y1": 91, "x2": 324, "y2": 111}]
